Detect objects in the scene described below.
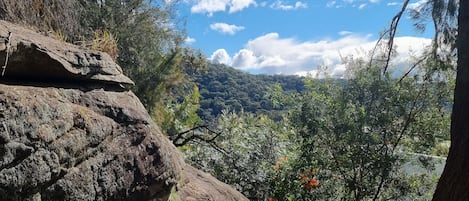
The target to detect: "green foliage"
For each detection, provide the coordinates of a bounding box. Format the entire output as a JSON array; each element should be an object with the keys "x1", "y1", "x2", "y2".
[
  {"x1": 77, "y1": 0, "x2": 185, "y2": 109},
  {"x1": 269, "y1": 63, "x2": 452, "y2": 200},
  {"x1": 195, "y1": 63, "x2": 304, "y2": 121},
  {"x1": 408, "y1": 0, "x2": 457, "y2": 63},
  {"x1": 182, "y1": 111, "x2": 295, "y2": 200},
  {"x1": 158, "y1": 83, "x2": 202, "y2": 138},
  {"x1": 77, "y1": 0, "x2": 208, "y2": 134},
  {"x1": 182, "y1": 57, "x2": 452, "y2": 200}
]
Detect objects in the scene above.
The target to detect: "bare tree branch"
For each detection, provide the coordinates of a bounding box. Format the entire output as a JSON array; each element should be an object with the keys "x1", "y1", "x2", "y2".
[
  {"x1": 172, "y1": 125, "x2": 222, "y2": 147},
  {"x1": 398, "y1": 54, "x2": 429, "y2": 83},
  {"x1": 370, "y1": 0, "x2": 410, "y2": 75}
]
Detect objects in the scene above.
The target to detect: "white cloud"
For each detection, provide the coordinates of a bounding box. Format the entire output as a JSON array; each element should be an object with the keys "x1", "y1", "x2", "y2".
[
  {"x1": 209, "y1": 33, "x2": 432, "y2": 77},
  {"x1": 339, "y1": 31, "x2": 353, "y2": 36},
  {"x1": 358, "y1": 3, "x2": 367, "y2": 9},
  {"x1": 387, "y1": 2, "x2": 400, "y2": 6},
  {"x1": 190, "y1": 0, "x2": 230, "y2": 15},
  {"x1": 408, "y1": 0, "x2": 429, "y2": 11},
  {"x1": 232, "y1": 49, "x2": 257, "y2": 68},
  {"x1": 210, "y1": 22, "x2": 245, "y2": 35},
  {"x1": 327, "y1": 0, "x2": 381, "y2": 9},
  {"x1": 229, "y1": 0, "x2": 257, "y2": 13},
  {"x1": 184, "y1": 37, "x2": 196, "y2": 44},
  {"x1": 270, "y1": 1, "x2": 307, "y2": 10},
  {"x1": 190, "y1": 0, "x2": 256, "y2": 15},
  {"x1": 210, "y1": 49, "x2": 232, "y2": 64}
]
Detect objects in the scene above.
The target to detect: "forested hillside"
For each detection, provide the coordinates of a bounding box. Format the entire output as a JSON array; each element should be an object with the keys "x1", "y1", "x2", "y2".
[{"x1": 194, "y1": 63, "x2": 304, "y2": 120}]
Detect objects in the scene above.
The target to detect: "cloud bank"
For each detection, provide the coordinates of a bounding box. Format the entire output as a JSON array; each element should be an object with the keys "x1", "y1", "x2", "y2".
[{"x1": 210, "y1": 33, "x2": 432, "y2": 77}]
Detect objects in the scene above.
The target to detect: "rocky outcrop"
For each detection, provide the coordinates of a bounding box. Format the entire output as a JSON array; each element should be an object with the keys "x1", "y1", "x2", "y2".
[
  {"x1": 0, "y1": 20, "x2": 133, "y2": 87},
  {"x1": 0, "y1": 20, "x2": 247, "y2": 201}
]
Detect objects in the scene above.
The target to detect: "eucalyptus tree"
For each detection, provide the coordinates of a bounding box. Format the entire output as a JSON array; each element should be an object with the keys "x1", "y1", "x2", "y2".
[
  {"x1": 433, "y1": 1, "x2": 469, "y2": 200},
  {"x1": 393, "y1": 0, "x2": 469, "y2": 199}
]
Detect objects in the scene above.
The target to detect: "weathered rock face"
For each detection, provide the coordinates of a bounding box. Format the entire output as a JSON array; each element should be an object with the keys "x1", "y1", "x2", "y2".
[
  {"x1": 0, "y1": 20, "x2": 134, "y2": 87},
  {"x1": 0, "y1": 20, "x2": 247, "y2": 201}
]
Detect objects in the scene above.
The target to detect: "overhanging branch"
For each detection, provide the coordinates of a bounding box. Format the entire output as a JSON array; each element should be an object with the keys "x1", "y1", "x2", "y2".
[{"x1": 172, "y1": 125, "x2": 222, "y2": 147}]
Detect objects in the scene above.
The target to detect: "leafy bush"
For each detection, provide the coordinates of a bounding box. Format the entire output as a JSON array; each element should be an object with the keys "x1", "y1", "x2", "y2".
[
  {"x1": 270, "y1": 63, "x2": 451, "y2": 200},
  {"x1": 182, "y1": 111, "x2": 295, "y2": 200}
]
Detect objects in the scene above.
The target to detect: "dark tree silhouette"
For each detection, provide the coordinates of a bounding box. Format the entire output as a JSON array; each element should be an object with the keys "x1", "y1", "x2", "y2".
[{"x1": 433, "y1": 1, "x2": 469, "y2": 200}]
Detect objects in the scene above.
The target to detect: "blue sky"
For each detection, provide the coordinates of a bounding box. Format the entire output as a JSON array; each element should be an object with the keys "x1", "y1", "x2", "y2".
[{"x1": 179, "y1": 0, "x2": 432, "y2": 77}]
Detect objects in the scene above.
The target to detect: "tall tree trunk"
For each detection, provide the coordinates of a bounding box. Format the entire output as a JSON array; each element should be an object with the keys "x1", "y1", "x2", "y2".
[{"x1": 433, "y1": 1, "x2": 469, "y2": 200}]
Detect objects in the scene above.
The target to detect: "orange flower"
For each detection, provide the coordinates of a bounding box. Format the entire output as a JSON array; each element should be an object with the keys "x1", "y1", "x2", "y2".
[
  {"x1": 274, "y1": 163, "x2": 281, "y2": 170},
  {"x1": 309, "y1": 178, "x2": 319, "y2": 187},
  {"x1": 298, "y1": 168, "x2": 320, "y2": 190},
  {"x1": 280, "y1": 156, "x2": 288, "y2": 162},
  {"x1": 268, "y1": 197, "x2": 275, "y2": 201},
  {"x1": 302, "y1": 179, "x2": 319, "y2": 190}
]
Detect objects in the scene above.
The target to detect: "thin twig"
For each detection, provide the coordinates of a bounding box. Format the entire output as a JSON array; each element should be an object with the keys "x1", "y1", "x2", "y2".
[
  {"x1": 2, "y1": 31, "x2": 12, "y2": 76},
  {"x1": 383, "y1": 0, "x2": 410, "y2": 75},
  {"x1": 398, "y1": 54, "x2": 428, "y2": 83},
  {"x1": 369, "y1": 0, "x2": 410, "y2": 75},
  {"x1": 369, "y1": 30, "x2": 389, "y2": 67},
  {"x1": 172, "y1": 125, "x2": 222, "y2": 146}
]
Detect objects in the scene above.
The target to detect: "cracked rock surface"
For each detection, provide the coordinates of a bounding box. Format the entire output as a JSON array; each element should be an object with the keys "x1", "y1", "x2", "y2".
[
  {"x1": 0, "y1": 21, "x2": 247, "y2": 201},
  {"x1": 0, "y1": 85, "x2": 182, "y2": 201}
]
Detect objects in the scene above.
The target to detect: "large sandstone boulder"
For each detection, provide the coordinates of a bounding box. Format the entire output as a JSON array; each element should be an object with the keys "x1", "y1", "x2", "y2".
[
  {"x1": 0, "y1": 20, "x2": 247, "y2": 201},
  {"x1": 0, "y1": 20, "x2": 133, "y2": 87}
]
